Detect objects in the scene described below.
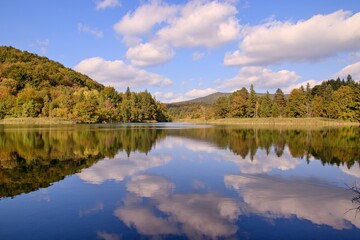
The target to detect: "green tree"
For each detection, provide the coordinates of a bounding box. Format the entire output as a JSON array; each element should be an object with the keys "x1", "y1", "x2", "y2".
[
  {"x1": 286, "y1": 89, "x2": 307, "y2": 117},
  {"x1": 229, "y1": 87, "x2": 249, "y2": 118},
  {"x1": 213, "y1": 96, "x2": 230, "y2": 118},
  {"x1": 247, "y1": 84, "x2": 257, "y2": 118},
  {"x1": 311, "y1": 95, "x2": 325, "y2": 117},
  {"x1": 273, "y1": 88, "x2": 286, "y2": 117},
  {"x1": 259, "y1": 91, "x2": 273, "y2": 117},
  {"x1": 333, "y1": 85, "x2": 356, "y2": 120},
  {"x1": 0, "y1": 86, "x2": 15, "y2": 118}
]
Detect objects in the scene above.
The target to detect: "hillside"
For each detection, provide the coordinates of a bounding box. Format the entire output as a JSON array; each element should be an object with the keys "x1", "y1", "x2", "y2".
[
  {"x1": 0, "y1": 46, "x2": 103, "y2": 91},
  {"x1": 0, "y1": 46, "x2": 171, "y2": 123}
]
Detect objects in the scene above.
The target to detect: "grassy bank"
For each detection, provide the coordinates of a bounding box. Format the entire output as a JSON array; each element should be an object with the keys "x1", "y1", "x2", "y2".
[
  {"x1": 176, "y1": 117, "x2": 360, "y2": 127},
  {"x1": 0, "y1": 117, "x2": 75, "y2": 125}
]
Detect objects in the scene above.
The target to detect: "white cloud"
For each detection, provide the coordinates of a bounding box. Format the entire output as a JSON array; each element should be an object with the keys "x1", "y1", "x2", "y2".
[
  {"x1": 154, "y1": 88, "x2": 217, "y2": 103},
  {"x1": 339, "y1": 165, "x2": 360, "y2": 178},
  {"x1": 220, "y1": 66, "x2": 300, "y2": 91},
  {"x1": 115, "y1": 207, "x2": 178, "y2": 235},
  {"x1": 114, "y1": 1, "x2": 241, "y2": 66},
  {"x1": 157, "y1": 194, "x2": 241, "y2": 239},
  {"x1": 184, "y1": 88, "x2": 217, "y2": 98},
  {"x1": 114, "y1": 2, "x2": 178, "y2": 36},
  {"x1": 115, "y1": 192, "x2": 241, "y2": 239},
  {"x1": 73, "y1": 57, "x2": 172, "y2": 89},
  {"x1": 156, "y1": 1, "x2": 240, "y2": 48},
  {"x1": 96, "y1": 0, "x2": 120, "y2": 10},
  {"x1": 225, "y1": 10, "x2": 360, "y2": 66},
  {"x1": 192, "y1": 52, "x2": 206, "y2": 60},
  {"x1": 283, "y1": 79, "x2": 323, "y2": 94},
  {"x1": 97, "y1": 231, "x2": 120, "y2": 240},
  {"x1": 336, "y1": 61, "x2": 360, "y2": 81},
  {"x1": 127, "y1": 175, "x2": 175, "y2": 198},
  {"x1": 77, "y1": 23, "x2": 103, "y2": 39},
  {"x1": 225, "y1": 174, "x2": 360, "y2": 229},
  {"x1": 32, "y1": 39, "x2": 49, "y2": 54},
  {"x1": 77, "y1": 152, "x2": 172, "y2": 184},
  {"x1": 126, "y1": 42, "x2": 174, "y2": 66}
]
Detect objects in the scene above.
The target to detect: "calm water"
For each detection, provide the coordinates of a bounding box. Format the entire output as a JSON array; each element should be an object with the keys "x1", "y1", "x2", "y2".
[{"x1": 1, "y1": 123, "x2": 360, "y2": 239}]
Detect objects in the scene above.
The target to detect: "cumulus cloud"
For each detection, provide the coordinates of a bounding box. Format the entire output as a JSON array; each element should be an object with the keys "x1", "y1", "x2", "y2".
[
  {"x1": 115, "y1": 207, "x2": 178, "y2": 235},
  {"x1": 77, "y1": 23, "x2": 103, "y2": 39},
  {"x1": 156, "y1": 1, "x2": 240, "y2": 48},
  {"x1": 335, "y1": 61, "x2": 360, "y2": 81},
  {"x1": 96, "y1": 0, "x2": 120, "y2": 10},
  {"x1": 283, "y1": 79, "x2": 323, "y2": 93},
  {"x1": 219, "y1": 66, "x2": 300, "y2": 91},
  {"x1": 77, "y1": 152, "x2": 172, "y2": 184},
  {"x1": 126, "y1": 42, "x2": 174, "y2": 66},
  {"x1": 225, "y1": 174, "x2": 360, "y2": 229},
  {"x1": 115, "y1": 192, "x2": 241, "y2": 238},
  {"x1": 127, "y1": 175, "x2": 175, "y2": 198},
  {"x1": 114, "y1": 0, "x2": 240, "y2": 66},
  {"x1": 114, "y1": 1, "x2": 177, "y2": 36},
  {"x1": 225, "y1": 10, "x2": 360, "y2": 66},
  {"x1": 73, "y1": 57, "x2": 172, "y2": 89},
  {"x1": 157, "y1": 194, "x2": 240, "y2": 239}
]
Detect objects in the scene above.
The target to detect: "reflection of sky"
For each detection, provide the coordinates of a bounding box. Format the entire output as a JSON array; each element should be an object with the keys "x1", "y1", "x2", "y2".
[
  {"x1": 77, "y1": 152, "x2": 172, "y2": 184},
  {"x1": 225, "y1": 174, "x2": 360, "y2": 230},
  {"x1": 4, "y1": 130, "x2": 359, "y2": 239},
  {"x1": 115, "y1": 174, "x2": 241, "y2": 239}
]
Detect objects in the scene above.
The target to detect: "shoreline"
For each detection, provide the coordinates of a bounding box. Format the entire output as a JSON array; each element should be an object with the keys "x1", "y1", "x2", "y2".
[
  {"x1": 0, "y1": 117, "x2": 359, "y2": 127},
  {"x1": 174, "y1": 117, "x2": 360, "y2": 127}
]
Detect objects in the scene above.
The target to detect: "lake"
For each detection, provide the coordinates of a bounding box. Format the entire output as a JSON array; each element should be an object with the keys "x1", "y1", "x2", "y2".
[{"x1": 0, "y1": 123, "x2": 360, "y2": 239}]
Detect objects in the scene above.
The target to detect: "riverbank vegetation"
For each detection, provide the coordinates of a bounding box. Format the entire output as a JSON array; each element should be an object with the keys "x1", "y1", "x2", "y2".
[{"x1": 168, "y1": 79, "x2": 360, "y2": 123}]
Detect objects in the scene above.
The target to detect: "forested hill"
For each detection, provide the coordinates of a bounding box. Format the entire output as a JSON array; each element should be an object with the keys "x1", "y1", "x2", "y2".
[
  {"x1": 0, "y1": 46, "x2": 171, "y2": 123},
  {"x1": 0, "y1": 46, "x2": 103, "y2": 90}
]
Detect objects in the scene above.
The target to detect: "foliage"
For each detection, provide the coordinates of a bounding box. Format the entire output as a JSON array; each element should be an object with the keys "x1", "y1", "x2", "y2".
[
  {"x1": 0, "y1": 46, "x2": 171, "y2": 123},
  {"x1": 170, "y1": 77, "x2": 359, "y2": 122}
]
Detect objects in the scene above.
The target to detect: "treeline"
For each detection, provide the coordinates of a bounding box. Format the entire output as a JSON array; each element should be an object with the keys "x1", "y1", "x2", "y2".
[
  {"x1": 214, "y1": 78, "x2": 359, "y2": 121},
  {"x1": 0, "y1": 46, "x2": 171, "y2": 123},
  {"x1": 0, "y1": 126, "x2": 165, "y2": 198},
  {"x1": 167, "y1": 127, "x2": 360, "y2": 168},
  {"x1": 211, "y1": 78, "x2": 359, "y2": 121}
]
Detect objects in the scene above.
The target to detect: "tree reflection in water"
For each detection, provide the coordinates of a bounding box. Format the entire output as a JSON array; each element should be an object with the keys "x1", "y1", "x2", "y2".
[{"x1": 0, "y1": 125, "x2": 359, "y2": 199}]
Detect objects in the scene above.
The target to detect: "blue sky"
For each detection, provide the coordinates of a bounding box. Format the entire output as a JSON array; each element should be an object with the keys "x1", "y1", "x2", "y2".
[{"x1": 1, "y1": 0, "x2": 360, "y2": 102}]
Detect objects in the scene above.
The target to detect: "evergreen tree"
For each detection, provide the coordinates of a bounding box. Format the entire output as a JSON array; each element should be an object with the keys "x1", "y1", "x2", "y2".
[
  {"x1": 213, "y1": 96, "x2": 230, "y2": 118},
  {"x1": 273, "y1": 88, "x2": 286, "y2": 117},
  {"x1": 259, "y1": 91, "x2": 273, "y2": 117},
  {"x1": 247, "y1": 84, "x2": 257, "y2": 118},
  {"x1": 286, "y1": 89, "x2": 307, "y2": 117}
]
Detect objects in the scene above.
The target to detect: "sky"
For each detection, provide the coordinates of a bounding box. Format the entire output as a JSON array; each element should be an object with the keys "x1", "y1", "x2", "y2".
[{"x1": 1, "y1": 0, "x2": 360, "y2": 103}]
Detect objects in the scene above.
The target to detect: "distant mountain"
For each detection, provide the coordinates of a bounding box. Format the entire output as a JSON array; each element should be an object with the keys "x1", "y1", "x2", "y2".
[{"x1": 168, "y1": 92, "x2": 231, "y2": 106}]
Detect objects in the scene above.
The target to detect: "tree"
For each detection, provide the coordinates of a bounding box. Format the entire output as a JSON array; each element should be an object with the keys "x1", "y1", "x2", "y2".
[
  {"x1": 247, "y1": 84, "x2": 257, "y2": 118},
  {"x1": 311, "y1": 95, "x2": 325, "y2": 117},
  {"x1": 229, "y1": 87, "x2": 248, "y2": 117},
  {"x1": 273, "y1": 88, "x2": 286, "y2": 117},
  {"x1": 213, "y1": 96, "x2": 230, "y2": 118},
  {"x1": 259, "y1": 91, "x2": 273, "y2": 117},
  {"x1": 0, "y1": 86, "x2": 15, "y2": 118},
  {"x1": 286, "y1": 89, "x2": 307, "y2": 117},
  {"x1": 333, "y1": 85, "x2": 357, "y2": 121}
]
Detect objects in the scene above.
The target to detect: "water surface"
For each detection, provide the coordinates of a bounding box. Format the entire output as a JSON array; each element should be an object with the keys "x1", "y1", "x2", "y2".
[{"x1": 0, "y1": 124, "x2": 360, "y2": 239}]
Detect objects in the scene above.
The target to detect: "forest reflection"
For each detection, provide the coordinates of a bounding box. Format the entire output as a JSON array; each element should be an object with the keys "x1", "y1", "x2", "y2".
[{"x1": 0, "y1": 125, "x2": 359, "y2": 198}]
